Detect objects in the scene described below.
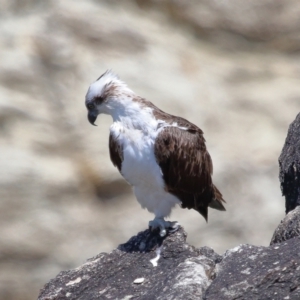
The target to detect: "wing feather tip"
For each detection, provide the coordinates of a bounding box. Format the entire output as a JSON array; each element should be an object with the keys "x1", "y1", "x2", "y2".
[{"x1": 208, "y1": 198, "x2": 226, "y2": 211}]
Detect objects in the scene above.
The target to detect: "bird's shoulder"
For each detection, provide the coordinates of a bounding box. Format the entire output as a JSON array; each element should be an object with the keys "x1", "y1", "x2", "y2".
[{"x1": 135, "y1": 97, "x2": 204, "y2": 134}]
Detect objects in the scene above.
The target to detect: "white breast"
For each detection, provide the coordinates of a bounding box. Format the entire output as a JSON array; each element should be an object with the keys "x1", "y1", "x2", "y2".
[
  {"x1": 109, "y1": 114, "x2": 180, "y2": 218},
  {"x1": 122, "y1": 131, "x2": 162, "y2": 187}
]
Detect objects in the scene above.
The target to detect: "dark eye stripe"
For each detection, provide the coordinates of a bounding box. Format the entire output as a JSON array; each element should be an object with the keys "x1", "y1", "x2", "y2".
[
  {"x1": 94, "y1": 96, "x2": 104, "y2": 104},
  {"x1": 86, "y1": 96, "x2": 104, "y2": 109}
]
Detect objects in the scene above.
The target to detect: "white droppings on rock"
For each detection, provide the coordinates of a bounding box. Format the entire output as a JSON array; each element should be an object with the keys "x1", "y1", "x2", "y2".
[
  {"x1": 241, "y1": 268, "x2": 251, "y2": 275},
  {"x1": 249, "y1": 254, "x2": 257, "y2": 260},
  {"x1": 122, "y1": 296, "x2": 134, "y2": 300},
  {"x1": 66, "y1": 277, "x2": 82, "y2": 286},
  {"x1": 150, "y1": 246, "x2": 162, "y2": 267},
  {"x1": 273, "y1": 261, "x2": 279, "y2": 265},
  {"x1": 133, "y1": 277, "x2": 144, "y2": 284}
]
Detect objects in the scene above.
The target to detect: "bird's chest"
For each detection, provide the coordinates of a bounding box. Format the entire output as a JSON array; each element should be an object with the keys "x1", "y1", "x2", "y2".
[{"x1": 111, "y1": 125, "x2": 163, "y2": 188}]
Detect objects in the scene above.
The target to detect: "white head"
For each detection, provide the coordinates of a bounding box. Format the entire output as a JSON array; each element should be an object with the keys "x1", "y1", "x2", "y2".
[{"x1": 85, "y1": 70, "x2": 134, "y2": 125}]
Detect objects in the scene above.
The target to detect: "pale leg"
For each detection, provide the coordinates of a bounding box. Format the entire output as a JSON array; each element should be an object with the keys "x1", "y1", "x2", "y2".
[{"x1": 148, "y1": 217, "x2": 180, "y2": 237}]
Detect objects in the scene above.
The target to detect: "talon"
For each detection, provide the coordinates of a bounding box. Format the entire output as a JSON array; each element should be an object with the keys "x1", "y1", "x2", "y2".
[
  {"x1": 159, "y1": 229, "x2": 167, "y2": 237},
  {"x1": 168, "y1": 221, "x2": 180, "y2": 233},
  {"x1": 148, "y1": 218, "x2": 180, "y2": 236}
]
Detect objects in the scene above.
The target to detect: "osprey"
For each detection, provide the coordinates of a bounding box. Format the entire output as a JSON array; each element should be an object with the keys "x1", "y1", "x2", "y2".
[{"x1": 85, "y1": 70, "x2": 226, "y2": 236}]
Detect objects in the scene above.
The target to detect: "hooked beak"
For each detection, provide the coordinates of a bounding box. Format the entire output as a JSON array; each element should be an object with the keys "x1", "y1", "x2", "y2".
[{"x1": 87, "y1": 110, "x2": 98, "y2": 126}]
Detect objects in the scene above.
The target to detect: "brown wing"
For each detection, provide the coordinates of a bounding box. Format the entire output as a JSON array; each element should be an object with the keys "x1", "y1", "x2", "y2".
[
  {"x1": 154, "y1": 124, "x2": 225, "y2": 221},
  {"x1": 109, "y1": 133, "x2": 123, "y2": 173}
]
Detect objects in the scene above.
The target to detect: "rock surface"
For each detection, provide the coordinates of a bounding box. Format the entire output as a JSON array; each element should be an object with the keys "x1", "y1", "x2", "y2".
[
  {"x1": 38, "y1": 227, "x2": 300, "y2": 300},
  {"x1": 206, "y1": 240, "x2": 300, "y2": 299},
  {"x1": 271, "y1": 206, "x2": 300, "y2": 245},
  {"x1": 38, "y1": 227, "x2": 220, "y2": 300}
]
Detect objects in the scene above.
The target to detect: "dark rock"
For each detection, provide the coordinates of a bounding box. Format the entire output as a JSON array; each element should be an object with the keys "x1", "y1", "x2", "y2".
[
  {"x1": 271, "y1": 206, "x2": 300, "y2": 245},
  {"x1": 38, "y1": 227, "x2": 218, "y2": 300},
  {"x1": 38, "y1": 226, "x2": 300, "y2": 300},
  {"x1": 279, "y1": 112, "x2": 300, "y2": 214},
  {"x1": 205, "y1": 238, "x2": 300, "y2": 300}
]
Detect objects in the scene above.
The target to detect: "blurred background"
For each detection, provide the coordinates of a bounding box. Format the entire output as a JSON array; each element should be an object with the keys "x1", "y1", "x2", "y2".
[{"x1": 0, "y1": 0, "x2": 299, "y2": 299}]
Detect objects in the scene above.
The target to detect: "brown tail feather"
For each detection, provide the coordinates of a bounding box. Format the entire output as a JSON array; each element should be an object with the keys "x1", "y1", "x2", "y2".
[{"x1": 209, "y1": 185, "x2": 226, "y2": 211}]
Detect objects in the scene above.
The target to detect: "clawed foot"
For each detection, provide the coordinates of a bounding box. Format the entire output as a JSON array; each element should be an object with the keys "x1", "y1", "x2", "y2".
[{"x1": 148, "y1": 218, "x2": 180, "y2": 237}]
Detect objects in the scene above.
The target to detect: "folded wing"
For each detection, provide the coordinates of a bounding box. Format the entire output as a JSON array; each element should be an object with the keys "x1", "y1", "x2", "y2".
[{"x1": 154, "y1": 122, "x2": 225, "y2": 221}]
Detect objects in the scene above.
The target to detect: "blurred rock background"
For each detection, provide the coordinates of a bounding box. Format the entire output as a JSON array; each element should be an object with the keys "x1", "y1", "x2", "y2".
[{"x1": 0, "y1": 0, "x2": 299, "y2": 299}]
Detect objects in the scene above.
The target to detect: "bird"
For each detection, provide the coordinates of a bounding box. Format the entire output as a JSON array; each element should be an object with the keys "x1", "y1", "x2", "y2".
[{"x1": 85, "y1": 70, "x2": 226, "y2": 236}]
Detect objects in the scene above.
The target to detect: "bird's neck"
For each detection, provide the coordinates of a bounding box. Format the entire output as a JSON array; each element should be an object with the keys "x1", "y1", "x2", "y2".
[{"x1": 110, "y1": 99, "x2": 158, "y2": 133}]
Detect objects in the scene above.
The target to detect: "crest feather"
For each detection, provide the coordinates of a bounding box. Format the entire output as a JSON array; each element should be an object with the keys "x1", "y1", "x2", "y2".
[{"x1": 96, "y1": 70, "x2": 119, "y2": 81}]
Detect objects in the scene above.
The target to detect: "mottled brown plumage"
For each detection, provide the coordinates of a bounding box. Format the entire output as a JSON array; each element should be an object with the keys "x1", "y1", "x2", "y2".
[{"x1": 154, "y1": 125, "x2": 225, "y2": 221}]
